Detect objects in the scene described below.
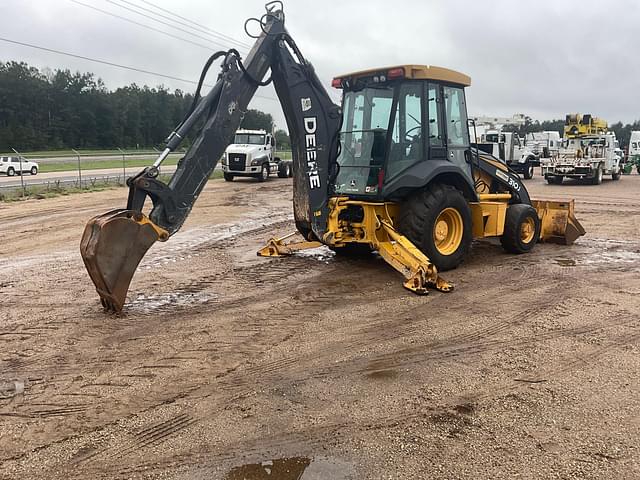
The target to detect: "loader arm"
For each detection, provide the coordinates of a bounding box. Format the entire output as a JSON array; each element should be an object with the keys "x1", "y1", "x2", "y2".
[{"x1": 80, "y1": 3, "x2": 341, "y2": 312}]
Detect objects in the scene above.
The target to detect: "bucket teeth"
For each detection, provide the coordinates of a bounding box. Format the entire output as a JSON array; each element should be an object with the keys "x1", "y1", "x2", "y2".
[{"x1": 80, "y1": 209, "x2": 166, "y2": 313}]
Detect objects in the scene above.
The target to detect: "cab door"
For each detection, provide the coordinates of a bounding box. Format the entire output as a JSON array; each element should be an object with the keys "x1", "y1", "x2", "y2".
[{"x1": 442, "y1": 85, "x2": 471, "y2": 176}]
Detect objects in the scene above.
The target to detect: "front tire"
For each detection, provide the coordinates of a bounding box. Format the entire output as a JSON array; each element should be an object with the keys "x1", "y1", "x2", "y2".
[
  {"x1": 7, "y1": 167, "x2": 15, "y2": 177},
  {"x1": 500, "y1": 204, "x2": 541, "y2": 254},
  {"x1": 30, "y1": 166, "x2": 38, "y2": 175},
  {"x1": 257, "y1": 164, "x2": 269, "y2": 182},
  {"x1": 546, "y1": 175, "x2": 563, "y2": 185},
  {"x1": 523, "y1": 162, "x2": 534, "y2": 180},
  {"x1": 398, "y1": 184, "x2": 472, "y2": 271},
  {"x1": 592, "y1": 165, "x2": 603, "y2": 185},
  {"x1": 223, "y1": 172, "x2": 234, "y2": 182}
]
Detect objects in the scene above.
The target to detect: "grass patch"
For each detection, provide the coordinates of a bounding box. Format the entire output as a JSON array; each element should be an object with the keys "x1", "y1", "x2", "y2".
[
  {"x1": 40, "y1": 156, "x2": 180, "y2": 173},
  {"x1": 0, "y1": 148, "x2": 185, "y2": 158}
]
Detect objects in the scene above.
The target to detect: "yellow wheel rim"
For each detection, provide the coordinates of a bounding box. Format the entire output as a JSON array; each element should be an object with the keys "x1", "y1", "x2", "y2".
[
  {"x1": 520, "y1": 217, "x2": 536, "y2": 243},
  {"x1": 433, "y1": 207, "x2": 464, "y2": 255}
]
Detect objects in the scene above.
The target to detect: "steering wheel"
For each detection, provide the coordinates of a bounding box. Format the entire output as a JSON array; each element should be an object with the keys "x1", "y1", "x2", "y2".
[{"x1": 405, "y1": 125, "x2": 422, "y2": 142}]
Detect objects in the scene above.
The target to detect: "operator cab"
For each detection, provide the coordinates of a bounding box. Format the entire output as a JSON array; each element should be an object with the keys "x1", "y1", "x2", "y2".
[{"x1": 331, "y1": 65, "x2": 472, "y2": 199}]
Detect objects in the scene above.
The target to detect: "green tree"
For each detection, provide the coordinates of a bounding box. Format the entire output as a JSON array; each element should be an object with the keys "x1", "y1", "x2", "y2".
[
  {"x1": 274, "y1": 129, "x2": 290, "y2": 149},
  {"x1": 240, "y1": 109, "x2": 274, "y2": 132}
]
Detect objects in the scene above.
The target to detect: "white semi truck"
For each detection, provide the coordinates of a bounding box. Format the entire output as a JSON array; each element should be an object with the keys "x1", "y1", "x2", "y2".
[
  {"x1": 221, "y1": 129, "x2": 292, "y2": 181},
  {"x1": 475, "y1": 130, "x2": 538, "y2": 179}
]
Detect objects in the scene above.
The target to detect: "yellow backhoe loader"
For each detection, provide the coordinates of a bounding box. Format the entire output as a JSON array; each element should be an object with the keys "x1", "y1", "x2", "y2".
[{"x1": 80, "y1": 3, "x2": 585, "y2": 313}]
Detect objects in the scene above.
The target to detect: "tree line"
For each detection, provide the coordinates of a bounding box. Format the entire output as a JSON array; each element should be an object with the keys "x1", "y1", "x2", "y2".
[
  {"x1": 0, "y1": 61, "x2": 290, "y2": 152},
  {"x1": 2, "y1": 61, "x2": 637, "y2": 151}
]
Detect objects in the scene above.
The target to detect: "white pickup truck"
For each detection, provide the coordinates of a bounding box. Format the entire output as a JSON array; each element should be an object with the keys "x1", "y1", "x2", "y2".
[
  {"x1": 0, "y1": 156, "x2": 39, "y2": 176},
  {"x1": 221, "y1": 129, "x2": 292, "y2": 182}
]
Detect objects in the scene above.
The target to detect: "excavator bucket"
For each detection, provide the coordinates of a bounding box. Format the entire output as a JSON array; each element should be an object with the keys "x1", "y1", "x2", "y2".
[
  {"x1": 80, "y1": 209, "x2": 168, "y2": 313},
  {"x1": 532, "y1": 199, "x2": 586, "y2": 245}
]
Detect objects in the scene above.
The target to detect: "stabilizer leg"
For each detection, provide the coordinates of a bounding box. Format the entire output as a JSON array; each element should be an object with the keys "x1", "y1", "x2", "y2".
[
  {"x1": 257, "y1": 232, "x2": 322, "y2": 257},
  {"x1": 376, "y1": 220, "x2": 454, "y2": 295}
]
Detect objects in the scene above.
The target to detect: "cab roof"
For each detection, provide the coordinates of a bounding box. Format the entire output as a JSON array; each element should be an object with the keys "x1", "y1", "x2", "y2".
[
  {"x1": 236, "y1": 129, "x2": 267, "y2": 134},
  {"x1": 334, "y1": 64, "x2": 471, "y2": 87}
]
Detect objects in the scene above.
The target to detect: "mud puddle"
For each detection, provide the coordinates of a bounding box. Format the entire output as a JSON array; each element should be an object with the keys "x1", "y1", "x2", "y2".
[
  {"x1": 140, "y1": 210, "x2": 294, "y2": 269},
  {"x1": 126, "y1": 290, "x2": 214, "y2": 314},
  {"x1": 295, "y1": 245, "x2": 335, "y2": 262},
  {"x1": 225, "y1": 456, "x2": 352, "y2": 479},
  {"x1": 551, "y1": 237, "x2": 639, "y2": 267}
]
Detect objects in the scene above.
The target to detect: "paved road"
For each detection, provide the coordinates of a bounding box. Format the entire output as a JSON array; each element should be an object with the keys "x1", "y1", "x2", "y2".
[
  {"x1": 0, "y1": 165, "x2": 178, "y2": 188},
  {"x1": 19, "y1": 152, "x2": 185, "y2": 165}
]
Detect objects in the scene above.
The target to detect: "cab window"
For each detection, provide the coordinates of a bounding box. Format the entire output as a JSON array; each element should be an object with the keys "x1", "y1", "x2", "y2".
[
  {"x1": 443, "y1": 86, "x2": 469, "y2": 147},
  {"x1": 427, "y1": 84, "x2": 443, "y2": 147},
  {"x1": 386, "y1": 82, "x2": 423, "y2": 179}
]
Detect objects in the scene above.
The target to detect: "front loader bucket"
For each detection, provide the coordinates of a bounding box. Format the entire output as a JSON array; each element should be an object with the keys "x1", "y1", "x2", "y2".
[
  {"x1": 80, "y1": 209, "x2": 168, "y2": 313},
  {"x1": 532, "y1": 199, "x2": 586, "y2": 245}
]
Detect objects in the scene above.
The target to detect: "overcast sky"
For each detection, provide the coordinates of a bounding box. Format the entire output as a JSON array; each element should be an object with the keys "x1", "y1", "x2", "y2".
[{"x1": 2, "y1": 0, "x2": 639, "y2": 131}]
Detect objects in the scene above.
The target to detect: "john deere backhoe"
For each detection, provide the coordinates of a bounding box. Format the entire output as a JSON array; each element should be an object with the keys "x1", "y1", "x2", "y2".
[{"x1": 80, "y1": 2, "x2": 585, "y2": 313}]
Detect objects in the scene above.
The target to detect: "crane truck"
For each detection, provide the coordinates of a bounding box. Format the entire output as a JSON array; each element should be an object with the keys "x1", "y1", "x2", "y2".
[
  {"x1": 80, "y1": 2, "x2": 585, "y2": 313},
  {"x1": 541, "y1": 114, "x2": 622, "y2": 184}
]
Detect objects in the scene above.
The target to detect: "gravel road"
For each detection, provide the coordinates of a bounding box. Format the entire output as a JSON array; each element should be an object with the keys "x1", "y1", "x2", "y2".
[{"x1": 0, "y1": 173, "x2": 638, "y2": 479}]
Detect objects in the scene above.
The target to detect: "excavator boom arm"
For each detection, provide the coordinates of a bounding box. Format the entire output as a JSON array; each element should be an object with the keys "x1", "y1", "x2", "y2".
[{"x1": 80, "y1": 4, "x2": 341, "y2": 312}]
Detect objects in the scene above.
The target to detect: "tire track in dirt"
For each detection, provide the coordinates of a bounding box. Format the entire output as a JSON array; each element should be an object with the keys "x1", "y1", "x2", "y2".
[{"x1": 60, "y1": 274, "x2": 584, "y2": 473}]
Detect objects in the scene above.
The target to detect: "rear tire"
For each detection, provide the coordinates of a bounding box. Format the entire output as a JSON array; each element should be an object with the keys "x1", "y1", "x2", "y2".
[
  {"x1": 500, "y1": 204, "x2": 541, "y2": 254},
  {"x1": 546, "y1": 175, "x2": 563, "y2": 185},
  {"x1": 223, "y1": 173, "x2": 234, "y2": 182},
  {"x1": 277, "y1": 162, "x2": 291, "y2": 178},
  {"x1": 591, "y1": 166, "x2": 603, "y2": 185},
  {"x1": 397, "y1": 183, "x2": 472, "y2": 271},
  {"x1": 612, "y1": 169, "x2": 621, "y2": 181}
]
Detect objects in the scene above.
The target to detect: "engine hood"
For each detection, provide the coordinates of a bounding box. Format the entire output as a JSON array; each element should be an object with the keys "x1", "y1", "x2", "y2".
[{"x1": 226, "y1": 145, "x2": 268, "y2": 156}]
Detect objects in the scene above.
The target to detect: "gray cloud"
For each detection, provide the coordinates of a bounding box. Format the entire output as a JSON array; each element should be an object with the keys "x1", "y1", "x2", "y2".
[{"x1": 2, "y1": 0, "x2": 639, "y2": 132}]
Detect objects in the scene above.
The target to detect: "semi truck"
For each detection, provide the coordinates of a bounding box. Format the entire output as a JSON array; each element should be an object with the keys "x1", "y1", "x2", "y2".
[
  {"x1": 221, "y1": 129, "x2": 292, "y2": 181},
  {"x1": 475, "y1": 130, "x2": 538, "y2": 179}
]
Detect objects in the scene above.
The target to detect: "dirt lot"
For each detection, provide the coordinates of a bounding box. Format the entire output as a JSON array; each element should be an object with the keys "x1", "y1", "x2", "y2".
[{"x1": 0, "y1": 173, "x2": 639, "y2": 479}]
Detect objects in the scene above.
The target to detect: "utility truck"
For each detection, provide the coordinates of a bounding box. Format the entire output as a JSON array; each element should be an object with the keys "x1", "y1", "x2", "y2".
[
  {"x1": 623, "y1": 131, "x2": 640, "y2": 174},
  {"x1": 524, "y1": 131, "x2": 561, "y2": 159},
  {"x1": 541, "y1": 131, "x2": 622, "y2": 184},
  {"x1": 221, "y1": 129, "x2": 292, "y2": 181}
]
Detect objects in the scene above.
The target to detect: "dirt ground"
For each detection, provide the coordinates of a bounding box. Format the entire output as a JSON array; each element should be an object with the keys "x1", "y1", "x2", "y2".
[{"x1": 0, "y1": 172, "x2": 639, "y2": 479}]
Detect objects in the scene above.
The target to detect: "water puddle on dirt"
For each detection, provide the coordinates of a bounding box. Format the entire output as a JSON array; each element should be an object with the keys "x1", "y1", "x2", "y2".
[
  {"x1": 225, "y1": 456, "x2": 352, "y2": 479},
  {"x1": 553, "y1": 238, "x2": 640, "y2": 268},
  {"x1": 555, "y1": 258, "x2": 576, "y2": 267},
  {"x1": 140, "y1": 211, "x2": 294, "y2": 269},
  {"x1": 127, "y1": 291, "x2": 213, "y2": 314},
  {"x1": 295, "y1": 245, "x2": 335, "y2": 263}
]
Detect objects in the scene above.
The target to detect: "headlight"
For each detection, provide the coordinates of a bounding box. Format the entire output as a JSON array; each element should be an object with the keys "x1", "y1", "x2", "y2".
[{"x1": 251, "y1": 158, "x2": 262, "y2": 166}]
